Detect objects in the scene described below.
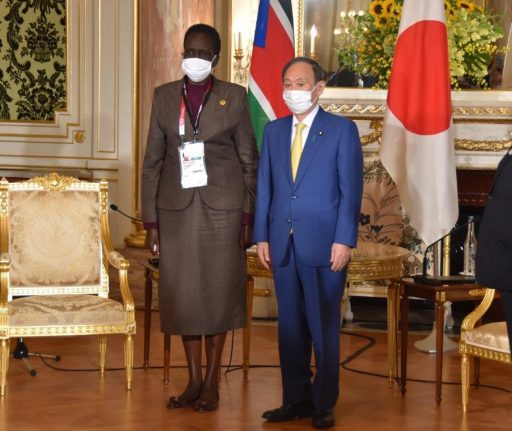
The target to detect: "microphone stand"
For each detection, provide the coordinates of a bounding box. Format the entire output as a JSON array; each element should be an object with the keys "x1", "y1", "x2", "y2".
[{"x1": 109, "y1": 203, "x2": 146, "y2": 248}]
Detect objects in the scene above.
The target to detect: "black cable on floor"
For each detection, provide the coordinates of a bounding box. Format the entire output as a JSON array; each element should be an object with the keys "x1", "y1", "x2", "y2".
[
  {"x1": 223, "y1": 329, "x2": 236, "y2": 375},
  {"x1": 339, "y1": 330, "x2": 511, "y2": 393},
  {"x1": 29, "y1": 328, "x2": 511, "y2": 394}
]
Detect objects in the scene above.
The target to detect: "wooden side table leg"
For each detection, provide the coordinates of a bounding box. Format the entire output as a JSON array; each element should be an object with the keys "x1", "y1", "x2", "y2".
[
  {"x1": 143, "y1": 268, "x2": 152, "y2": 370},
  {"x1": 243, "y1": 276, "x2": 255, "y2": 379},
  {"x1": 163, "y1": 334, "x2": 171, "y2": 385},
  {"x1": 400, "y1": 291, "x2": 409, "y2": 395},
  {"x1": 435, "y1": 301, "x2": 445, "y2": 404},
  {"x1": 387, "y1": 282, "x2": 397, "y2": 387}
]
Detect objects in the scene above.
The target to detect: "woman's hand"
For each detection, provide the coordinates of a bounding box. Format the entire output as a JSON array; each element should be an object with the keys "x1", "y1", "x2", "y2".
[
  {"x1": 146, "y1": 228, "x2": 160, "y2": 255},
  {"x1": 239, "y1": 224, "x2": 253, "y2": 250}
]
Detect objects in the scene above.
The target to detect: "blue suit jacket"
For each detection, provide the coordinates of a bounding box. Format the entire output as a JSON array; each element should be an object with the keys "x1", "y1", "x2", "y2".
[{"x1": 253, "y1": 108, "x2": 364, "y2": 267}]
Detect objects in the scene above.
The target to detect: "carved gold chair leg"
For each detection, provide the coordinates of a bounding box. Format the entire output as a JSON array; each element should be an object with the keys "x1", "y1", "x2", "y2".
[
  {"x1": 243, "y1": 276, "x2": 255, "y2": 379},
  {"x1": 99, "y1": 335, "x2": 107, "y2": 375},
  {"x1": 461, "y1": 352, "x2": 470, "y2": 413},
  {"x1": 0, "y1": 339, "x2": 9, "y2": 397},
  {"x1": 125, "y1": 334, "x2": 134, "y2": 390}
]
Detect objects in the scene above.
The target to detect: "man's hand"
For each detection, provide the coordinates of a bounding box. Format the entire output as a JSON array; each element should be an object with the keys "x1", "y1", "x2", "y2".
[
  {"x1": 239, "y1": 224, "x2": 253, "y2": 250},
  {"x1": 330, "y1": 243, "x2": 351, "y2": 272},
  {"x1": 146, "y1": 228, "x2": 160, "y2": 256},
  {"x1": 256, "y1": 241, "x2": 271, "y2": 270}
]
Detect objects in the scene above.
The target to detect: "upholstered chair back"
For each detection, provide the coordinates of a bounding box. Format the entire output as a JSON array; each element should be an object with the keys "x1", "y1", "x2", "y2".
[{"x1": 2, "y1": 176, "x2": 108, "y2": 300}]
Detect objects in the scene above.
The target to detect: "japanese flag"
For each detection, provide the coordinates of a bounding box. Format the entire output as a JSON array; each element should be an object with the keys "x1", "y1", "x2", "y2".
[{"x1": 380, "y1": 0, "x2": 458, "y2": 246}]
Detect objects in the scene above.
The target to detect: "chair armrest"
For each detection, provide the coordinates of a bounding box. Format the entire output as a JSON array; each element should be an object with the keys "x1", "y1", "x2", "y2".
[
  {"x1": 107, "y1": 251, "x2": 135, "y2": 313},
  {"x1": 461, "y1": 288, "x2": 496, "y2": 335},
  {"x1": 0, "y1": 253, "x2": 9, "y2": 316},
  {"x1": 107, "y1": 251, "x2": 130, "y2": 271}
]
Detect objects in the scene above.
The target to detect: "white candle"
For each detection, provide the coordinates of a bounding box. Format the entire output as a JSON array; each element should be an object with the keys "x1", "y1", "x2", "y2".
[
  {"x1": 238, "y1": 32, "x2": 242, "y2": 51},
  {"x1": 310, "y1": 25, "x2": 317, "y2": 57}
]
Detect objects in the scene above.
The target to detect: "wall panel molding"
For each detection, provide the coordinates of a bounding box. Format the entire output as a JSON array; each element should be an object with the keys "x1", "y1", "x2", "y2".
[{"x1": 0, "y1": 0, "x2": 136, "y2": 246}]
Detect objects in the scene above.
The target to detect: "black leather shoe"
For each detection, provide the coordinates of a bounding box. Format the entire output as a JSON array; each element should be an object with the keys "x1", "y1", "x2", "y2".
[
  {"x1": 312, "y1": 409, "x2": 335, "y2": 429},
  {"x1": 262, "y1": 400, "x2": 313, "y2": 422}
]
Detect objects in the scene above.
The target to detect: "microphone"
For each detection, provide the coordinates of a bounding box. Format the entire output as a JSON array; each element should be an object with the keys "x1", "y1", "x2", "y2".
[
  {"x1": 411, "y1": 216, "x2": 481, "y2": 285},
  {"x1": 109, "y1": 204, "x2": 142, "y2": 222}
]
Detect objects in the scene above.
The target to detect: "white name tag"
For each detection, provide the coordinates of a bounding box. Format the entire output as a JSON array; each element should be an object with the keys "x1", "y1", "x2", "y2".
[{"x1": 179, "y1": 141, "x2": 208, "y2": 189}]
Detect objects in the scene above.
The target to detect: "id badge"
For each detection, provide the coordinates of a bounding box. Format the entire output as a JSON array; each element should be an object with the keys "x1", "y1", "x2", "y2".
[{"x1": 178, "y1": 140, "x2": 208, "y2": 189}]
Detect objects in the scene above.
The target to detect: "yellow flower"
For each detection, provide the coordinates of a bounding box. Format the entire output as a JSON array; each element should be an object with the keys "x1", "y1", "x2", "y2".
[
  {"x1": 444, "y1": 1, "x2": 454, "y2": 16},
  {"x1": 391, "y1": 3, "x2": 401, "y2": 18},
  {"x1": 369, "y1": 0, "x2": 385, "y2": 17},
  {"x1": 375, "y1": 16, "x2": 388, "y2": 29},
  {"x1": 456, "y1": 0, "x2": 475, "y2": 12},
  {"x1": 383, "y1": 0, "x2": 394, "y2": 15}
]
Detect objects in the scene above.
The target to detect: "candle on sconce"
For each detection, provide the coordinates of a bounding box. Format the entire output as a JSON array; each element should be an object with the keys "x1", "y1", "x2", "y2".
[
  {"x1": 233, "y1": 31, "x2": 242, "y2": 51},
  {"x1": 310, "y1": 25, "x2": 317, "y2": 58}
]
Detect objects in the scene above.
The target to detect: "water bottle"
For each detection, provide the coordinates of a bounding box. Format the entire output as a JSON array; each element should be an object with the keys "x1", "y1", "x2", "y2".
[{"x1": 463, "y1": 216, "x2": 477, "y2": 275}]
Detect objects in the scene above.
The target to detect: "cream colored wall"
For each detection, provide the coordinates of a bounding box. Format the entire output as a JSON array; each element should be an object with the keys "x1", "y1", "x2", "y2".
[{"x1": 0, "y1": 1, "x2": 136, "y2": 247}]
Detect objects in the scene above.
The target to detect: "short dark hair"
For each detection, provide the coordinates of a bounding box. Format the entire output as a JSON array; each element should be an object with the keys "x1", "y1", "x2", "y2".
[
  {"x1": 184, "y1": 24, "x2": 221, "y2": 56},
  {"x1": 282, "y1": 57, "x2": 325, "y2": 83}
]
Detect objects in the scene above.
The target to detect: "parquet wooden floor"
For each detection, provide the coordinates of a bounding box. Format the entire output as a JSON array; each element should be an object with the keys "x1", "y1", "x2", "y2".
[{"x1": 0, "y1": 311, "x2": 510, "y2": 430}]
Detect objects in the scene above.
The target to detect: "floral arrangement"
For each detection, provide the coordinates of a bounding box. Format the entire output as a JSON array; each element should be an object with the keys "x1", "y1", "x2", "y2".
[{"x1": 334, "y1": 0, "x2": 504, "y2": 89}]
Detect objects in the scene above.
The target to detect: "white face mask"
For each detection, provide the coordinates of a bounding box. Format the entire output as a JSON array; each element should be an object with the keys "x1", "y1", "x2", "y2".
[
  {"x1": 182, "y1": 56, "x2": 216, "y2": 83},
  {"x1": 282, "y1": 84, "x2": 318, "y2": 114}
]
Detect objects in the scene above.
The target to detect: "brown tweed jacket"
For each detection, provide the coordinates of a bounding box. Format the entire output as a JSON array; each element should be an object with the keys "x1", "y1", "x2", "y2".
[{"x1": 141, "y1": 77, "x2": 259, "y2": 225}]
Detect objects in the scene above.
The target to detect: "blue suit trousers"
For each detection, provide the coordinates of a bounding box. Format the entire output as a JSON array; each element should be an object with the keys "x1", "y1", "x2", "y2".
[{"x1": 273, "y1": 236, "x2": 346, "y2": 411}]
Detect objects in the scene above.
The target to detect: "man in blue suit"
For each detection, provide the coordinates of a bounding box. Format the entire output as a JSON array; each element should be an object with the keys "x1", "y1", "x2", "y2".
[{"x1": 253, "y1": 57, "x2": 363, "y2": 429}]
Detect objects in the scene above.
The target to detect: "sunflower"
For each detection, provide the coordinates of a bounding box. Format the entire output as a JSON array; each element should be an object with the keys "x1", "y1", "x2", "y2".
[
  {"x1": 456, "y1": 0, "x2": 475, "y2": 12},
  {"x1": 369, "y1": 0, "x2": 385, "y2": 18},
  {"x1": 391, "y1": 3, "x2": 401, "y2": 18},
  {"x1": 445, "y1": 2, "x2": 455, "y2": 19},
  {"x1": 383, "y1": 0, "x2": 394, "y2": 15},
  {"x1": 374, "y1": 16, "x2": 389, "y2": 29}
]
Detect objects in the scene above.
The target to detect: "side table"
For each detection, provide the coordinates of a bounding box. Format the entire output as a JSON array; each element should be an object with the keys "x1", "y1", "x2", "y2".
[{"x1": 399, "y1": 278, "x2": 486, "y2": 403}]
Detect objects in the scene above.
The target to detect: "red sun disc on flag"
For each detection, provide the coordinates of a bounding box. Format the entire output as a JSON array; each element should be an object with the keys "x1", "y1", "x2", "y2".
[{"x1": 387, "y1": 20, "x2": 451, "y2": 136}]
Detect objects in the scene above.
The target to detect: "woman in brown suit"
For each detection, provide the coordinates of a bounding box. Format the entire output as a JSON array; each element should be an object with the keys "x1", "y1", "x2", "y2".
[{"x1": 141, "y1": 24, "x2": 258, "y2": 412}]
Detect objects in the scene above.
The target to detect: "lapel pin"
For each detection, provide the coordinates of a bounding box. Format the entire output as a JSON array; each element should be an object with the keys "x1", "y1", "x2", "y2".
[
  {"x1": 318, "y1": 131, "x2": 324, "y2": 135},
  {"x1": 219, "y1": 99, "x2": 227, "y2": 106}
]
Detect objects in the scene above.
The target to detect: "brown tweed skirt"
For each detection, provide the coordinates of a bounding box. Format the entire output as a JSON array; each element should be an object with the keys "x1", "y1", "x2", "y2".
[{"x1": 157, "y1": 192, "x2": 246, "y2": 335}]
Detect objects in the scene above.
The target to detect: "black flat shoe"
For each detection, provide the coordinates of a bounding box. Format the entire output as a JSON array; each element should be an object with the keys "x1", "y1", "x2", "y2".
[
  {"x1": 262, "y1": 400, "x2": 314, "y2": 422},
  {"x1": 312, "y1": 409, "x2": 335, "y2": 429},
  {"x1": 193, "y1": 392, "x2": 219, "y2": 413},
  {"x1": 167, "y1": 393, "x2": 200, "y2": 409}
]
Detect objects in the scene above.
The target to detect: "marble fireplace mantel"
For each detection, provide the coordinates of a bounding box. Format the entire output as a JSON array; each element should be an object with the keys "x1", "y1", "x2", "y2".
[{"x1": 320, "y1": 88, "x2": 512, "y2": 170}]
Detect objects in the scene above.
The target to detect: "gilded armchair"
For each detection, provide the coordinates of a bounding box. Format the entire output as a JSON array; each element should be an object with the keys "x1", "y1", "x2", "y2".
[
  {"x1": 0, "y1": 173, "x2": 136, "y2": 396},
  {"x1": 460, "y1": 288, "x2": 511, "y2": 412}
]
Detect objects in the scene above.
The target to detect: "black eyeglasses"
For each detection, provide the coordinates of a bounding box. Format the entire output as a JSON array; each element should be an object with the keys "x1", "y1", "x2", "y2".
[{"x1": 182, "y1": 49, "x2": 214, "y2": 61}]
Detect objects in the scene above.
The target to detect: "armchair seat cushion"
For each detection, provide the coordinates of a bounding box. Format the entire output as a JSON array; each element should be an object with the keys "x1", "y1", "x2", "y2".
[
  {"x1": 9, "y1": 294, "x2": 126, "y2": 327},
  {"x1": 465, "y1": 322, "x2": 510, "y2": 354}
]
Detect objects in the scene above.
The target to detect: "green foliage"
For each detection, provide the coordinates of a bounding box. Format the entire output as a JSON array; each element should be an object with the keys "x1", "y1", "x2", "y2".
[{"x1": 334, "y1": 0, "x2": 504, "y2": 89}]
